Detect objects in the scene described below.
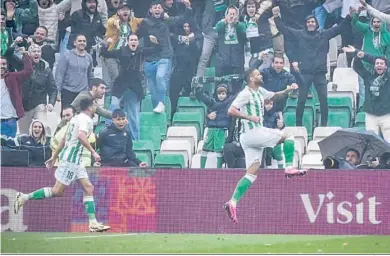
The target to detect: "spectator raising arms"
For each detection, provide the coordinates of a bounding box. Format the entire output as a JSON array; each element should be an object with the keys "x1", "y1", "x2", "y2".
[
  {"x1": 0, "y1": 50, "x2": 33, "y2": 137},
  {"x1": 138, "y1": 0, "x2": 192, "y2": 113},
  {"x1": 37, "y1": 0, "x2": 58, "y2": 44},
  {"x1": 346, "y1": 46, "x2": 390, "y2": 142},
  {"x1": 18, "y1": 44, "x2": 57, "y2": 135},
  {"x1": 97, "y1": 109, "x2": 148, "y2": 167},
  {"x1": 1, "y1": 119, "x2": 51, "y2": 166},
  {"x1": 56, "y1": 34, "x2": 93, "y2": 109}
]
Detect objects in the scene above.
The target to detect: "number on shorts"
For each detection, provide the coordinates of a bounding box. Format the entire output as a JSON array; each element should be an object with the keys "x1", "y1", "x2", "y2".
[{"x1": 66, "y1": 171, "x2": 74, "y2": 180}]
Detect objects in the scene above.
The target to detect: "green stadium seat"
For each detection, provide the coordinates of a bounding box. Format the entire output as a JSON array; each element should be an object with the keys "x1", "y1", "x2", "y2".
[
  {"x1": 141, "y1": 95, "x2": 153, "y2": 112},
  {"x1": 133, "y1": 140, "x2": 155, "y2": 166},
  {"x1": 140, "y1": 126, "x2": 161, "y2": 153},
  {"x1": 172, "y1": 112, "x2": 204, "y2": 139},
  {"x1": 153, "y1": 153, "x2": 185, "y2": 168},
  {"x1": 327, "y1": 111, "x2": 351, "y2": 128},
  {"x1": 283, "y1": 111, "x2": 314, "y2": 140},
  {"x1": 177, "y1": 97, "x2": 207, "y2": 121},
  {"x1": 140, "y1": 112, "x2": 167, "y2": 139},
  {"x1": 285, "y1": 97, "x2": 316, "y2": 121},
  {"x1": 355, "y1": 112, "x2": 366, "y2": 128},
  {"x1": 164, "y1": 97, "x2": 171, "y2": 124},
  {"x1": 135, "y1": 152, "x2": 152, "y2": 166},
  {"x1": 325, "y1": 97, "x2": 353, "y2": 127}
]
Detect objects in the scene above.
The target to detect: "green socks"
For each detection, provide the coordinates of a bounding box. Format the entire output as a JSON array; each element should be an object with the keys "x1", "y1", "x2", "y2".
[
  {"x1": 283, "y1": 140, "x2": 295, "y2": 167},
  {"x1": 83, "y1": 196, "x2": 97, "y2": 222},
  {"x1": 27, "y1": 187, "x2": 53, "y2": 200},
  {"x1": 231, "y1": 173, "x2": 257, "y2": 206},
  {"x1": 201, "y1": 152, "x2": 224, "y2": 168}
]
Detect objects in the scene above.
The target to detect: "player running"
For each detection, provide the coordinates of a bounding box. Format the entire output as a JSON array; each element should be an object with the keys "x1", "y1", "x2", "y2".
[
  {"x1": 224, "y1": 68, "x2": 307, "y2": 224},
  {"x1": 14, "y1": 98, "x2": 110, "y2": 232}
]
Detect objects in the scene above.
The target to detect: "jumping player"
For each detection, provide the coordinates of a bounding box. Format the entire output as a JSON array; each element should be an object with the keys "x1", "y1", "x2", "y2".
[
  {"x1": 224, "y1": 68, "x2": 307, "y2": 224},
  {"x1": 14, "y1": 97, "x2": 110, "y2": 232}
]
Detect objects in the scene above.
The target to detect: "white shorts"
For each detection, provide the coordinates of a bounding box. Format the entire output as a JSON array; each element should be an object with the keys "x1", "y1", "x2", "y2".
[
  {"x1": 55, "y1": 161, "x2": 88, "y2": 186},
  {"x1": 240, "y1": 127, "x2": 283, "y2": 168}
]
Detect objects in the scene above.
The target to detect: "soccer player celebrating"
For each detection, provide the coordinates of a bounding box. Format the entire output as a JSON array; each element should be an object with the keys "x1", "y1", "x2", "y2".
[
  {"x1": 224, "y1": 68, "x2": 307, "y2": 224},
  {"x1": 14, "y1": 98, "x2": 110, "y2": 232}
]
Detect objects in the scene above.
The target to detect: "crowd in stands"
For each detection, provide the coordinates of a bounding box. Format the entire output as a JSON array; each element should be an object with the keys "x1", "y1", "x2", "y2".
[{"x1": 1, "y1": 0, "x2": 390, "y2": 169}]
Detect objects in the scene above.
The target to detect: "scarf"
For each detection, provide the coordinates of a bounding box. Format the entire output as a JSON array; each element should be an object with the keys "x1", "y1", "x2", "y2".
[
  {"x1": 1, "y1": 29, "x2": 9, "y2": 56},
  {"x1": 371, "y1": 73, "x2": 388, "y2": 97}
]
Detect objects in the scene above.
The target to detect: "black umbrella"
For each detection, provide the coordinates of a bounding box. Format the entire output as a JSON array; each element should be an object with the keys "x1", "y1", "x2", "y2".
[{"x1": 318, "y1": 128, "x2": 390, "y2": 162}]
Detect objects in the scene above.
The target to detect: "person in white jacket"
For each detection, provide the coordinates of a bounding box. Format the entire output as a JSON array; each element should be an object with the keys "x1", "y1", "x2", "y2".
[{"x1": 37, "y1": 0, "x2": 58, "y2": 44}]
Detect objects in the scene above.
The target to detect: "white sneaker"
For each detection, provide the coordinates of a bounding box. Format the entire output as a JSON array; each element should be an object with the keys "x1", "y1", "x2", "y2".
[
  {"x1": 153, "y1": 102, "x2": 165, "y2": 113},
  {"x1": 14, "y1": 192, "x2": 25, "y2": 214},
  {"x1": 89, "y1": 221, "x2": 111, "y2": 232}
]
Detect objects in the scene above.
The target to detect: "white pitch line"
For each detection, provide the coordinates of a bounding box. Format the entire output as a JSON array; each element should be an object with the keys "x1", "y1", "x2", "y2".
[{"x1": 45, "y1": 233, "x2": 139, "y2": 240}]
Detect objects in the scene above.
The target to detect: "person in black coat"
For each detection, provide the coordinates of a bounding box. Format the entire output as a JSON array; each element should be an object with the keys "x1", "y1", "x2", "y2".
[
  {"x1": 273, "y1": 6, "x2": 352, "y2": 127},
  {"x1": 97, "y1": 109, "x2": 148, "y2": 167},
  {"x1": 67, "y1": 0, "x2": 106, "y2": 52},
  {"x1": 169, "y1": 20, "x2": 201, "y2": 117},
  {"x1": 100, "y1": 33, "x2": 145, "y2": 141}
]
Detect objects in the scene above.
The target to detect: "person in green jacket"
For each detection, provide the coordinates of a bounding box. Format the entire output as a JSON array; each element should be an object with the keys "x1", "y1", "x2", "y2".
[{"x1": 351, "y1": 6, "x2": 390, "y2": 107}]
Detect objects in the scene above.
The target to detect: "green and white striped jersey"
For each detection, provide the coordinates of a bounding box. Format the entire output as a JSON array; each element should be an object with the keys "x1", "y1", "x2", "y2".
[
  {"x1": 231, "y1": 86, "x2": 275, "y2": 134},
  {"x1": 59, "y1": 112, "x2": 93, "y2": 165}
]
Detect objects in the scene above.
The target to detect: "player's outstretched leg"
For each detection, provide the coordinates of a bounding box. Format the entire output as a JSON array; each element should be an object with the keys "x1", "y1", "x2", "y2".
[
  {"x1": 79, "y1": 178, "x2": 110, "y2": 232},
  {"x1": 224, "y1": 160, "x2": 261, "y2": 224},
  {"x1": 14, "y1": 182, "x2": 65, "y2": 214},
  {"x1": 282, "y1": 138, "x2": 308, "y2": 178}
]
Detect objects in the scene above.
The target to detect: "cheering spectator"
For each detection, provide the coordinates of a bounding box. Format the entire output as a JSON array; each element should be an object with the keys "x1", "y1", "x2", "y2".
[
  {"x1": 215, "y1": 5, "x2": 246, "y2": 93},
  {"x1": 53, "y1": 105, "x2": 75, "y2": 136},
  {"x1": 0, "y1": 51, "x2": 32, "y2": 137},
  {"x1": 170, "y1": 20, "x2": 202, "y2": 117},
  {"x1": 241, "y1": 0, "x2": 274, "y2": 68},
  {"x1": 67, "y1": 0, "x2": 106, "y2": 52},
  {"x1": 138, "y1": 0, "x2": 192, "y2": 113},
  {"x1": 195, "y1": 83, "x2": 235, "y2": 168},
  {"x1": 56, "y1": 34, "x2": 93, "y2": 108},
  {"x1": 223, "y1": 118, "x2": 245, "y2": 168},
  {"x1": 103, "y1": 1, "x2": 143, "y2": 93},
  {"x1": 71, "y1": 77, "x2": 112, "y2": 118},
  {"x1": 347, "y1": 46, "x2": 390, "y2": 142},
  {"x1": 107, "y1": 0, "x2": 121, "y2": 17},
  {"x1": 37, "y1": 0, "x2": 58, "y2": 44},
  {"x1": 100, "y1": 34, "x2": 143, "y2": 140},
  {"x1": 1, "y1": 9, "x2": 13, "y2": 57},
  {"x1": 351, "y1": 6, "x2": 390, "y2": 107},
  {"x1": 57, "y1": 0, "x2": 108, "y2": 26},
  {"x1": 97, "y1": 109, "x2": 148, "y2": 167},
  {"x1": 368, "y1": 0, "x2": 390, "y2": 15},
  {"x1": 252, "y1": 54, "x2": 297, "y2": 114},
  {"x1": 18, "y1": 44, "x2": 56, "y2": 135},
  {"x1": 273, "y1": 6, "x2": 352, "y2": 127},
  {"x1": 1, "y1": 120, "x2": 51, "y2": 166},
  {"x1": 3, "y1": 0, "x2": 38, "y2": 35},
  {"x1": 162, "y1": 0, "x2": 186, "y2": 17}
]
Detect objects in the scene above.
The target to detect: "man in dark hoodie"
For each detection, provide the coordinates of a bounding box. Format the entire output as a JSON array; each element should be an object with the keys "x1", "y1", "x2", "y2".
[
  {"x1": 56, "y1": 34, "x2": 93, "y2": 109},
  {"x1": 137, "y1": 0, "x2": 192, "y2": 114},
  {"x1": 215, "y1": 5, "x2": 246, "y2": 93},
  {"x1": 195, "y1": 83, "x2": 235, "y2": 168},
  {"x1": 67, "y1": 0, "x2": 106, "y2": 52},
  {"x1": 273, "y1": 6, "x2": 352, "y2": 127},
  {"x1": 98, "y1": 109, "x2": 148, "y2": 167},
  {"x1": 100, "y1": 33, "x2": 144, "y2": 140}
]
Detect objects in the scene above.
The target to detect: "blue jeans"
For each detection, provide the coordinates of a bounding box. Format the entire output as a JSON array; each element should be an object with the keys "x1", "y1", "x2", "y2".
[
  {"x1": 108, "y1": 89, "x2": 140, "y2": 140},
  {"x1": 314, "y1": 5, "x2": 328, "y2": 30},
  {"x1": 144, "y1": 59, "x2": 172, "y2": 108},
  {"x1": 1, "y1": 118, "x2": 17, "y2": 137}
]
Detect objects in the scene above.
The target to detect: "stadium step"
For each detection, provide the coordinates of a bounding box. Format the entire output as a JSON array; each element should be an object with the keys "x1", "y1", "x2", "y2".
[{"x1": 153, "y1": 153, "x2": 186, "y2": 168}]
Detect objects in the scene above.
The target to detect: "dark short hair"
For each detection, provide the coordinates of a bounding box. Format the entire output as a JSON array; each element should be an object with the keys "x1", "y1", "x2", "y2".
[
  {"x1": 346, "y1": 148, "x2": 360, "y2": 160},
  {"x1": 375, "y1": 56, "x2": 388, "y2": 64},
  {"x1": 112, "y1": 109, "x2": 126, "y2": 119},
  {"x1": 61, "y1": 105, "x2": 76, "y2": 115},
  {"x1": 74, "y1": 34, "x2": 87, "y2": 42},
  {"x1": 151, "y1": 0, "x2": 163, "y2": 6},
  {"x1": 79, "y1": 97, "x2": 94, "y2": 111},
  {"x1": 89, "y1": 78, "x2": 106, "y2": 89},
  {"x1": 273, "y1": 54, "x2": 284, "y2": 63},
  {"x1": 36, "y1": 26, "x2": 48, "y2": 36},
  {"x1": 244, "y1": 68, "x2": 257, "y2": 84}
]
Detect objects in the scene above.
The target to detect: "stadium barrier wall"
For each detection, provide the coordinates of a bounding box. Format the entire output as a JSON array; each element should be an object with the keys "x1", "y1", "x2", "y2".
[{"x1": 1, "y1": 167, "x2": 389, "y2": 234}]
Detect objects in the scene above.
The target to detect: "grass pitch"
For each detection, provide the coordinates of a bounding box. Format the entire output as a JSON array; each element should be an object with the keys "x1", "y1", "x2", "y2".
[{"x1": 1, "y1": 233, "x2": 389, "y2": 253}]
